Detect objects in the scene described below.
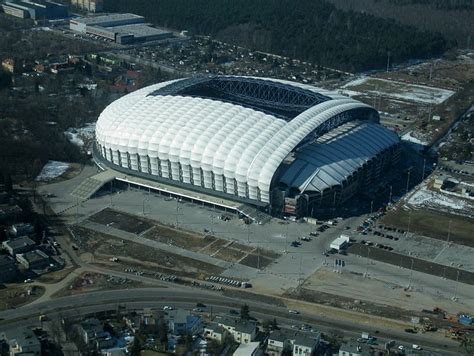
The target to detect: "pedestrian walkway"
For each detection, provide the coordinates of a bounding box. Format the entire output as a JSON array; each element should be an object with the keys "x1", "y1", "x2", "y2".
[{"x1": 71, "y1": 170, "x2": 116, "y2": 200}]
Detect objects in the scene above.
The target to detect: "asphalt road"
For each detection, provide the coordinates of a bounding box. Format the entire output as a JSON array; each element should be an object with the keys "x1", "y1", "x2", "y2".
[{"x1": 0, "y1": 288, "x2": 460, "y2": 355}]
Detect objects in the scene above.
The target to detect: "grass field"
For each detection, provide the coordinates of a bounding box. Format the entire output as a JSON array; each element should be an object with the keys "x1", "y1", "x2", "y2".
[
  {"x1": 380, "y1": 208, "x2": 474, "y2": 247},
  {"x1": 0, "y1": 285, "x2": 45, "y2": 311}
]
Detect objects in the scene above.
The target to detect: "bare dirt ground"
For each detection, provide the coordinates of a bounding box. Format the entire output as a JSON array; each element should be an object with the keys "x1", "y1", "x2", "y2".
[
  {"x1": 89, "y1": 208, "x2": 153, "y2": 234},
  {"x1": 84, "y1": 208, "x2": 282, "y2": 273},
  {"x1": 214, "y1": 247, "x2": 246, "y2": 262},
  {"x1": 380, "y1": 208, "x2": 474, "y2": 247},
  {"x1": 145, "y1": 225, "x2": 216, "y2": 252},
  {"x1": 292, "y1": 267, "x2": 472, "y2": 332},
  {"x1": 239, "y1": 253, "x2": 274, "y2": 269},
  {"x1": 36, "y1": 268, "x2": 75, "y2": 284},
  {"x1": 0, "y1": 285, "x2": 45, "y2": 311},
  {"x1": 349, "y1": 243, "x2": 474, "y2": 285},
  {"x1": 52, "y1": 272, "x2": 149, "y2": 298},
  {"x1": 70, "y1": 225, "x2": 225, "y2": 278}
]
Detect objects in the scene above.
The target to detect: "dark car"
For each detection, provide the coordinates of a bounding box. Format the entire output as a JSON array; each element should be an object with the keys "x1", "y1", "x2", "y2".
[{"x1": 229, "y1": 309, "x2": 239, "y2": 315}]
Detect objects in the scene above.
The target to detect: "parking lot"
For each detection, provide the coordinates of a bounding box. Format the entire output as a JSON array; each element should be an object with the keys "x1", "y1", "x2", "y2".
[{"x1": 38, "y1": 164, "x2": 474, "y2": 315}]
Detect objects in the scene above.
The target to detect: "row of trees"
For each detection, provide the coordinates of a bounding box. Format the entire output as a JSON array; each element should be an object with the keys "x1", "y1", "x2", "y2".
[
  {"x1": 104, "y1": 0, "x2": 448, "y2": 72},
  {"x1": 385, "y1": 0, "x2": 474, "y2": 10},
  {"x1": 328, "y1": 0, "x2": 473, "y2": 45}
]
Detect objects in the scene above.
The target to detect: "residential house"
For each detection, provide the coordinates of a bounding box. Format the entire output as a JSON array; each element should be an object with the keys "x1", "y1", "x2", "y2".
[
  {"x1": 95, "y1": 331, "x2": 115, "y2": 350},
  {"x1": 292, "y1": 333, "x2": 320, "y2": 356},
  {"x1": 338, "y1": 340, "x2": 373, "y2": 356},
  {"x1": 8, "y1": 223, "x2": 34, "y2": 237},
  {"x1": 203, "y1": 322, "x2": 228, "y2": 343},
  {"x1": 0, "y1": 328, "x2": 41, "y2": 355},
  {"x1": 267, "y1": 330, "x2": 291, "y2": 356},
  {"x1": 233, "y1": 341, "x2": 260, "y2": 356},
  {"x1": 216, "y1": 317, "x2": 256, "y2": 344},
  {"x1": 0, "y1": 255, "x2": 19, "y2": 283},
  {"x1": 2, "y1": 236, "x2": 36, "y2": 256},
  {"x1": 16, "y1": 249, "x2": 50, "y2": 270},
  {"x1": 0, "y1": 205, "x2": 22, "y2": 222},
  {"x1": 165, "y1": 309, "x2": 202, "y2": 336},
  {"x1": 123, "y1": 315, "x2": 141, "y2": 334},
  {"x1": 76, "y1": 318, "x2": 103, "y2": 345}
]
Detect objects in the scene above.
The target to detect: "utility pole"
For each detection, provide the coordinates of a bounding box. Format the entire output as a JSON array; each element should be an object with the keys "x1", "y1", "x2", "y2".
[
  {"x1": 407, "y1": 210, "x2": 412, "y2": 234},
  {"x1": 408, "y1": 258, "x2": 414, "y2": 289},
  {"x1": 406, "y1": 168, "x2": 411, "y2": 194},
  {"x1": 388, "y1": 185, "x2": 393, "y2": 205},
  {"x1": 365, "y1": 247, "x2": 370, "y2": 278},
  {"x1": 386, "y1": 51, "x2": 391, "y2": 72},
  {"x1": 453, "y1": 270, "x2": 460, "y2": 301},
  {"x1": 422, "y1": 158, "x2": 426, "y2": 180},
  {"x1": 175, "y1": 199, "x2": 179, "y2": 227},
  {"x1": 370, "y1": 200, "x2": 374, "y2": 215},
  {"x1": 298, "y1": 255, "x2": 303, "y2": 287},
  {"x1": 447, "y1": 219, "x2": 452, "y2": 244},
  {"x1": 257, "y1": 246, "x2": 260, "y2": 270}
]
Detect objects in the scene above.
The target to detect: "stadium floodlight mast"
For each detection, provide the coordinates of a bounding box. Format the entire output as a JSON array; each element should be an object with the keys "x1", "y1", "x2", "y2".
[
  {"x1": 452, "y1": 270, "x2": 460, "y2": 301},
  {"x1": 408, "y1": 258, "x2": 414, "y2": 289}
]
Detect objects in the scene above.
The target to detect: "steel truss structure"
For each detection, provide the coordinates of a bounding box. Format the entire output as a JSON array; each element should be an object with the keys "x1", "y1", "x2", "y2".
[{"x1": 149, "y1": 75, "x2": 331, "y2": 119}]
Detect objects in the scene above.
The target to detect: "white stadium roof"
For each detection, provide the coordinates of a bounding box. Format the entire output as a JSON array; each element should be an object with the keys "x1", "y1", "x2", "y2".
[{"x1": 95, "y1": 76, "x2": 398, "y2": 204}]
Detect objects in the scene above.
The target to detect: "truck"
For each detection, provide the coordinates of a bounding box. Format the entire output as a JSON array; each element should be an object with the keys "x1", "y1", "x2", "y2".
[{"x1": 330, "y1": 234, "x2": 350, "y2": 252}]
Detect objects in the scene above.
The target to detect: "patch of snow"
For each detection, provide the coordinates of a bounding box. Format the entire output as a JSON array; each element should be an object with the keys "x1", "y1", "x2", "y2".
[
  {"x1": 342, "y1": 76, "x2": 370, "y2": 88},
  {"x1": 64, "y1": 122, "x2": 96, "y2": 147},
  {"x1": 408, "y1": 188, "x2": 467, "y2": 211},
  {"x1": 341, "y1": 77, "x2": 455, "y2": 105},
  {"x1": 36, "y1": 161, "x2": 71, "y2": 181},
  {"x1": 339, "y1": 89, "x2": 362, "y2": 97},
  {"x1": 401, "y1": 131, "x2": 429, "y2": 146}
]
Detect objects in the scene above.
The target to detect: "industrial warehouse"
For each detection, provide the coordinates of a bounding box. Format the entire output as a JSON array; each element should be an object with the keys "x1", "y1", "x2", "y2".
[
  {"x1": 69, "y1": 13, "x2": 173, "y2": 44},
  {"x1": 1, "y1": 0, "x2": 67, "y2": 20},
  {"x1": 93, "y1": 76, "x2": 401, "y2": 218}
]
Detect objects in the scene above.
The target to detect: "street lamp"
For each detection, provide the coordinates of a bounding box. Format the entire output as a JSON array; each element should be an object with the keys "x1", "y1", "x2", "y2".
[{"x1": 408, "y1": 258, "x2": 414, "y2": 289}]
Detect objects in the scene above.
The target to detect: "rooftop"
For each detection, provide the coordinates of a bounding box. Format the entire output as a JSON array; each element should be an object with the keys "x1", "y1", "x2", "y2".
[
  {"x1": 0, "y1": 254, "x2": 16, "y2": 267},
  {"x1": 205, "y1": 322, "x2": 227, "y2": 335},
  {"x1": 293, "y1": 333, "x2": 320, "y2": 348},
  {"x1": 268, "y1": 330, "x2": 290, "y2": 343},
  {"x1": 0, "y1": 328, "x2": 40, "y2": 350},
  {"x1": 112, "y1": 24, "x2": 172, "y2": 38},
  {"x1": 72, "y1": 13, "x2": 144, "y2": 26},
  {"x1": 233, "y1": 341, "x2": 260, "y2": 356},
  {"x1": 166, "y1": 309, "x2": 190, "y2": 324},
  {"x1": 339, "y1": 340, "x2": 373, "y2": 355},
  {"x1": 18, "y1": 249, "x2": 49, "y2": 264},
  {"x1": 3, "y1": 236, "x2": 35, "y2": 249},
  {"x1": 216, "y1": 317, "x2": 256, "y2": 334}
]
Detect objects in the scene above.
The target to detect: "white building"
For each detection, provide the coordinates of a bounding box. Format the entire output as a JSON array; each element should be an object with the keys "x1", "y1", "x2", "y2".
[
  {"x1": 94, "y1": 76, "x2": 401, "y2": 217},
  {"x1": 215, "y1": 317, "x2": 256, "y2": 344},
  {"x1": 330, "y1": 235, "x2": 350, "y2": 251}
]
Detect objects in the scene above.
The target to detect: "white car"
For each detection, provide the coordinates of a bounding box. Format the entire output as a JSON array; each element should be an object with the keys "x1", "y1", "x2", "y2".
[
  {"x1": 288, "y1": 309, "x2": 299, "y2": 314},
  {"x1": 163, "y1": 306, "x2": 173, "y2": 311},
  {"x1": 398, "y1": 345, "x2": 405, "y2": 351},
  {"x1": 412, "y1": 344, "x2": 422, "y2": 350}
]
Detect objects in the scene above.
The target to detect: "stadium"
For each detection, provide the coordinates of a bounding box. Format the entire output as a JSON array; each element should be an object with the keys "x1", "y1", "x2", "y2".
[{"x1": 94, "y1": 75, "x2": 400, "y2": 219}]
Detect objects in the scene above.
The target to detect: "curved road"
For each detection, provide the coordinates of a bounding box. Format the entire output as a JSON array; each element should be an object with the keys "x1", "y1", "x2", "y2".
[
  {"x1": 0, "y1": 288, "x2": 460, "y2": 355},
  {"x1": 5, "y1": 188, "x2": 458, "y2": 355}
]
